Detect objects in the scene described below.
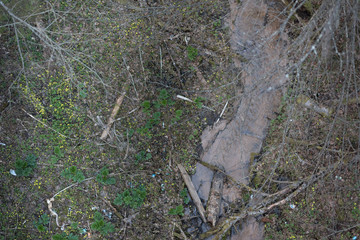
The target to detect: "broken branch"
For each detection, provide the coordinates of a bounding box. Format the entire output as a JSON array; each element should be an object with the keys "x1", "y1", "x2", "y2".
[
  {"x1": 177, "y1": 164, "x2": 207, "y2": 223},
  {"x1": 100, "y1": 79, "x2": 130, "y2": 140}
]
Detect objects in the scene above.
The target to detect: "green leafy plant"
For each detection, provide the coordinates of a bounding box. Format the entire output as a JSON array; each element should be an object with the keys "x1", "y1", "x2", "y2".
[
  {"x1": 141, "y1": 100, "x2": 151, "y2": 114},
  {"x1": 136, "y1": 126, "x2": 151, "y2": 137},
  {"x1": 54, "y1": 146, "x2": 64, "y2": 158},
  {"x1": 61, "y1": 166, "x2": 85, "y2": 182},
  {"x1": 154, "y1": 89, "x2": 174, "y2": 108},
  {"x1": 91, "y1": 211, "x2": 114, "y2": 236},
  {"x1": 114, "y1": 185, "x2": 147, "y2": 209},
  {"x1": 135, "y1": 151, "x2": 152, "y2": 163},
  {"x1": 78, "y1": 83, "x2": 87, "y2": 98},
  {"x1": 96, "y1": 167, "x2": 116, "y2": 185},
  {"x1": 188, "y1": 129, "x2": 198, "y2": 140},
  {"x1": 15, "y1": 154, "x2": 37, "y2": 177},
  {"x1": 168, "y1": 204, "x2": 184, "y2": 216},
  {"x1": 127, "y1": 128, "x2": 135, "y2": 138},
  {"x1": 34, "y1": 213, "x2": 49, "y2": 232},
  {"x1": 158, "y1": 89, "x2": 169, "y2": 106},
  {"x1": 187, "y1": 46, "x2": 198, "y2": 61},
  {"x1": 68, "y1": 222, "x2": 85, "y2": 235},
  {"x1": 194, "y1": 97, "x2": 205, "y2": 109},
  {"x1": 171, "y1": 109, "x2": 183, "y2": 123},
  {"x1": 145, "y1": 111, "x2": 161, "y2": 128},
  {"x1": 50, "y1": 146, "x2": 65, "y2": 164},
  {"x1": 213, "y1": 19, "x2": 221, "y2": 28},
  {"x1": 180, "y1": 188, "x2": 190, "y2": 204},
  {"x1": 52, "y1": 233, "x2": 79, "y2": 240},
  {"x1": 139, "y1": 89, "x2": 175, "y2": 137}
]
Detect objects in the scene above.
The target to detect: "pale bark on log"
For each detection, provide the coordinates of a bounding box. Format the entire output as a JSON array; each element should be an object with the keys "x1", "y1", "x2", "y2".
[{"x1": 206, "y1": 171, "x2": 224, "y2": 227}]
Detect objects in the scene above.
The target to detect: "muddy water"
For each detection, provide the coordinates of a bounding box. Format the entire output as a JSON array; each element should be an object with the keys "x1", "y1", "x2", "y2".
[{"x1": 192, "y1": 0, "x2": 288, "y2": 239}]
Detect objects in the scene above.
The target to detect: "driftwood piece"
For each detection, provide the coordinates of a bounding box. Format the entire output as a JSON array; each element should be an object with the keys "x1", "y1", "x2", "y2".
[
  {"x1": 206, "y1": 171, "x2": 224, "y2": 227},
  {"x1": 100, "y1": 80, "x2": 130, "y2": 140},
  {"x1": 177, "y1": 164, "x2": 207, "y2": 223}
]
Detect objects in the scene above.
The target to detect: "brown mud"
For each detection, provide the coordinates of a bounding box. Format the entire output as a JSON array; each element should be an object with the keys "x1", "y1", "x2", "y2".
[{"x1": 191, "y1": 0, "x2": 289, "y2": 239}]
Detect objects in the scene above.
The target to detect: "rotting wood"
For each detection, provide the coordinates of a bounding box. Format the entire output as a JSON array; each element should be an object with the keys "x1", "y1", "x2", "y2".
[
  {"x1": 206, "y1": 171, "x2": 224, "y2": 227},
  {"x1": 177, "y1": 164, "x2": 207, "y2": 223},
  {"x1": 199, "y1": 160, "x2": 342, "y2": 240},
  {"x1": 100, "y1": 79, "x2": 130, "y2": 140},
  {"x1": 197, "y1": 160, "x2": 270, "y2": 197}
]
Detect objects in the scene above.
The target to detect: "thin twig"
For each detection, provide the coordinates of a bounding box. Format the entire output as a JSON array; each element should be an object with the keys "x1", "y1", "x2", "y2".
[
  {"x1": 123, "y1": 129, "x2": 129, "y2": 160},
  {"x1": 22, "y1": 109, "x2": 69, "y2": 139},
  {"x1": 12, "y1": 19, "x2": 25, "y2": 70},
  {"x1": 215, "y1": 101, "x2": 228, "y2": 123},
  {"x1": 52, "y1": 177, "x2": 95, "y2": 199}
]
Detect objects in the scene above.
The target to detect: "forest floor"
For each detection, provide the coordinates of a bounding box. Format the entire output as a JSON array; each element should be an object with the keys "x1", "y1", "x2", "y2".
[{"x1": 0, "y1": 0, "x2": 359, "y2": 240}]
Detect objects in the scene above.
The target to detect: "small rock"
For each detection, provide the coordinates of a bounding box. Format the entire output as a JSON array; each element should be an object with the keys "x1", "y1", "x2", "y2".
[{"x1": 9, "y1": 169, "x2": 16, "y2": 176}]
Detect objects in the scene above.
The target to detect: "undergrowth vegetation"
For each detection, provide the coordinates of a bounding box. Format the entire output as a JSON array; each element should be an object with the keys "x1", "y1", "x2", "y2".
[
  {"x1": 0, "y1": 0, "x2": 235, "y2": 239},
  {"x1": 0, "y1": 0, "x2": 359, "y2": 239}
]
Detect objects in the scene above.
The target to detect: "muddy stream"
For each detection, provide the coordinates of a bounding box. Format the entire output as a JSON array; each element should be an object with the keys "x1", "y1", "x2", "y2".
[{"x1": 191, "y1": 0, "x2": 288, "y2": 239}]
